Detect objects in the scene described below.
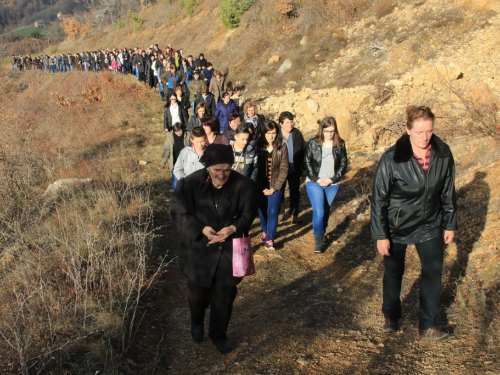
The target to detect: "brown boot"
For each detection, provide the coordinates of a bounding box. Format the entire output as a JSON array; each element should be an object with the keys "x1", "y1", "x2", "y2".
[
  {"x1": 419, "y1": 327, "x2": 449, "y2": 341},
  {"x1": 383, "y1": 318, "x2": 398, "y2": 332}
]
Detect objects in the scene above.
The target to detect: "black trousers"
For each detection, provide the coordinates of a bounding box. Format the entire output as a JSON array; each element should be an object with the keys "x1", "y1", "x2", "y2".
[
  {"x1": 279, "y1": 170, "x2": 301, "y2": 217},
  {"x1": 187, "y1": 275, "x2": 238, "y2": 340},
  {"x1": 382, "y1": 236, "x2": 444, "y2": 330}
]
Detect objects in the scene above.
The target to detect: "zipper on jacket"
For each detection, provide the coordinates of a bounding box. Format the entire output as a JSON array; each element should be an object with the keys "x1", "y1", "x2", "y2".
[
  {"x1": 422, "y1": 157, "x2": 437, "y2": 220},
  {"x1": 395, "y1": 208, "x2": 402, "y2": 228}
]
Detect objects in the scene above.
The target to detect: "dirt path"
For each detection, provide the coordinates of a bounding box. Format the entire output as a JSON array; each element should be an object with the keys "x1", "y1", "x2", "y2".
[{"x1": 126, "y1": 136, "x2": 500, "y2": 375}]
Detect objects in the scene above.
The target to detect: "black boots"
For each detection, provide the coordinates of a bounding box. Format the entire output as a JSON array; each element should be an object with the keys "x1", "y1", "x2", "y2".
[{"x1": 314, "y1": 234, "x2": 323, "y2": 253}]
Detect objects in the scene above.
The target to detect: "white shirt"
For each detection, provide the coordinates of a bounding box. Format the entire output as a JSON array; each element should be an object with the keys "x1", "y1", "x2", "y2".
[{"x1": 170, "y1": 103, "x2": 181, "y2": 125}]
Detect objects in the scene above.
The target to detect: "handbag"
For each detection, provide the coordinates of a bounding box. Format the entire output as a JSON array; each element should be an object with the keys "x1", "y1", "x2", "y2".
[{"x1": 232, "y1": 236, "x2": 255, "y2": 277}]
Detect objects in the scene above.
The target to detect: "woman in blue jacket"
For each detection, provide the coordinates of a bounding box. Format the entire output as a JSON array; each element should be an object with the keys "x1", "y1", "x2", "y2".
[{"x1": 215, "y1": 92, "x2": 237, "y2": 134}]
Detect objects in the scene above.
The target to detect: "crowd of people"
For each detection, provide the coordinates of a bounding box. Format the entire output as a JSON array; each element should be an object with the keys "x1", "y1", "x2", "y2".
[
  {"x1": 11, "y1": 48, "x2": 457, "y2": 353},
  {"x1": 168, "y1": 102, "x2": 456, "y2": 354}
]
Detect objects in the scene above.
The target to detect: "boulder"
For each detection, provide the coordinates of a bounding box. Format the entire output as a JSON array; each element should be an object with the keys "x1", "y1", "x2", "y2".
[
  {"x1": 300, "y1": 36, "x2": 308, "y2": 46},
  {"x1": 334, "y1": 107, "x2": 355, "y2": 141},
  {"x1": 362, "y1": 128, "x2": 378, "y2": 147},
  {"x1": 268, "y1": 54, "x2": 280, "y2": 64},
  {"x1": 258, "y1": 77, "x2": 269, "y2": 87},
  {"x1": 389, "y1": 79, "x2": 404, "y2": 89},
  {"x1": 42, "y1": 178, "x2": 94, "y2": 198},
  {"x1": 306, "y1": 99, "x2": 319, "y2": 113},
  {"x1": 435, "y1": 59, "x2": 462, "y2": 81},
  {"x1": 276, "y1": 58, "x2": 292, "y2": 74}
]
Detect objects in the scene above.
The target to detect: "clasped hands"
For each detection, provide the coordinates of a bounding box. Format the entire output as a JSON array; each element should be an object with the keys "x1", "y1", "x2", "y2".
[{"x1": 202, "y1": 225, "x2": 236, "y2": 244}]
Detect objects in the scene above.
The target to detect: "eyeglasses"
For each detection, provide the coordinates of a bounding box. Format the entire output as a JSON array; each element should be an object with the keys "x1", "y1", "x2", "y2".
[
  {"x1": 170, "y1": 98, "x2": 177, "y2": 101},
  {"x1": 323, "y1": 130, "x2": 336, "y2": 134}
]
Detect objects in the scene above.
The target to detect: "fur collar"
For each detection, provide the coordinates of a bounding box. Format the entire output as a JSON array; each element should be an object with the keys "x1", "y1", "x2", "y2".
[{"x1": 393, "y1": 134, "x2": 451, "y2": 163}]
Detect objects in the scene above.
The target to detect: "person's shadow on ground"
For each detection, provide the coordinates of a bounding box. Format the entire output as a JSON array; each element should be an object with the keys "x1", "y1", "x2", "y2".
[{"x1": 399, "y1": 171, "x2": 490, "y2": 330}]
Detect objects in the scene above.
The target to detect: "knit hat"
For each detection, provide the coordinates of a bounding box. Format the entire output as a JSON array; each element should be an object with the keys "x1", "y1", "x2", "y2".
[{"x1": 202, "y1": 144, "x2": 234, "y2": 168}]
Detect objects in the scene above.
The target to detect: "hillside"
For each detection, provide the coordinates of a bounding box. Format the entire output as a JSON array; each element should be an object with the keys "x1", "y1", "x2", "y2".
[{"x1": 1, "y1": 0, "x2": 500, "y2": 373}]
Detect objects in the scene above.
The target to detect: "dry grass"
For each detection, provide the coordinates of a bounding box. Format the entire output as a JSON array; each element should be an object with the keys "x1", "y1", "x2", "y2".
[{"x1": 0, "y1": 68, "x2": 166, "y2": 373}]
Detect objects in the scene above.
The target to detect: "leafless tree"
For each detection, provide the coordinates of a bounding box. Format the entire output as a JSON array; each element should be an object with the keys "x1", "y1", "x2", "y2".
[{"x1": 83, "y1": 0, "x2": 141, "y2": 28}]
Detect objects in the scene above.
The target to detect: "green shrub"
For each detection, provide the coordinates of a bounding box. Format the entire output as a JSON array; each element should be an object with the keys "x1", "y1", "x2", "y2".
[
  {"x1": 127, "y1": 11, "x2": 144, "y2": 32},
  {"x1": 220, "y1": 0, "x2": 254, "y2": 29},
  {"x1": 50, "y1": 46, "x2": 58, "y2": 54},
  {"x1": 117, "y1": 19, "x2": 125, "y2": 28},
  {"x1": 181, "y1": 0, "x2": 199, "y2": 15}
]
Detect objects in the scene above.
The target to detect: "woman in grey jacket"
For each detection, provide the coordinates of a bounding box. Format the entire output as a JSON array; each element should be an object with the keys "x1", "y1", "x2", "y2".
[{"x1": 370, "y1": 106, "x2": 457, "y2": 341}]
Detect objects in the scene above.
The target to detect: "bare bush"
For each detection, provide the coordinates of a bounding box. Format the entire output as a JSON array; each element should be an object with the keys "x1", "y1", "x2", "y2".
[
  {"x1": 296, "y1": 0, "x2": 362, "y2": 29},
  {"x1": 439, "y1": 73, "x2": 500, "y2": 140},
  {"x1": 0, "y1": 70, "x2": 166, "y2": 374}
]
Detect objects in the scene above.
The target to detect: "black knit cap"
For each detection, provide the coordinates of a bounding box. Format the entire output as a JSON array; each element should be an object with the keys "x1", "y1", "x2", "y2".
[{"x1": 202, "y1": 144, "x2": 234, "y2": 168}]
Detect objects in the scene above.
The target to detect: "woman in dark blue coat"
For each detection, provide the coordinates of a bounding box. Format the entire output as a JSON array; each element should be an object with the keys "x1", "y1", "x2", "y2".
[{"x1": 215, "y1": 92, "x2": 237, "y2": 134}]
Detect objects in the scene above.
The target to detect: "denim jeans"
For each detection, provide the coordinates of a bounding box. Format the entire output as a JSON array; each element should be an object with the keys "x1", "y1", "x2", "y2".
[
  {"x1": 159, "y1": 82, "x2": 165, "y2": 99},
  {"x1": 306, "y1": 181, "x2": 340, "y2": 235},
  {"x1": 258, "y1": 190, "x2": 284, "y2": 241},
  {"x1": 172, "y1": 171, "x2": 178, "y2": 191},
  {"x1": 382, "y1": 236, "x2": 444, "y2": 330}
]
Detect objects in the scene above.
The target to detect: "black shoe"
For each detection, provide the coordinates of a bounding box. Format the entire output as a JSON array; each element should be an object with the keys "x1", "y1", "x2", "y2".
[
  {"x1": 313, "y1": 234, "x2": 323, "y2": 253},
  {"x1": 191, "y1": 324, "x2": 204, "y2": 343},
  {"x1": 211, "y1": 338, "x2": 233, "y2": 354},
  {"x1": 383, "y1": 318, "x2": 398, "y2": 332}
]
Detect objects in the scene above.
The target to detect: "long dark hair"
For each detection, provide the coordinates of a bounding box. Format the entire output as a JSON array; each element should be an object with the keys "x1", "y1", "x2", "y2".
[
  {"x1": 317, "y1": 116, "x2": 342, "y2": 148},
  {"x1": 257, "y1": 120, "x2": 282, "y2": 148}
]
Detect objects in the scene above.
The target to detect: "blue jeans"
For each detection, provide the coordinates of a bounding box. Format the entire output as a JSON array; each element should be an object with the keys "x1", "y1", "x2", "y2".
[
  {"x1": 172, "y1": 171, "x2": 178, "y2": 191},
  {"x1": 159, "y1": 82, "x2": 165, "y2": 99},
  {"x1": 258, "y1": 190, "x2": 284, "y2": 241},
  {"x1": 306, "y1": 181, "x2": 340, "y2": 235},
  {"x1": 383, "y1": 236, "x2": 444, "y2": 330}
]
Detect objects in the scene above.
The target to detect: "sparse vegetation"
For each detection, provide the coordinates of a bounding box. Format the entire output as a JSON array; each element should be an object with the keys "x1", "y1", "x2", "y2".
[
  {"x1": 0, "y1": 70, "x2": 164, "y2": 374},
  {"x1": 181, "y1": 0, "x2": 199, "y2": 15},
  {"x1": 296, "y1": 0, "x2": 363, "y2": 29},
  {"x1": 220, "y1": 0, "x2": 254, "y2": 29},
  {"x1": 127, "y1": 11, "x2": 144, "y2": 32}
]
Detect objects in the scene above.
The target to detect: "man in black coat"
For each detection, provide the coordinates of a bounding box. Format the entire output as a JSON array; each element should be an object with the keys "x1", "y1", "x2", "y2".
[
  {"x1": 169, "y1": 144, "x2": 258, "y2": 354},
  {"x1": 279, "y1": 111, "x2": 307, "y2": 223}
]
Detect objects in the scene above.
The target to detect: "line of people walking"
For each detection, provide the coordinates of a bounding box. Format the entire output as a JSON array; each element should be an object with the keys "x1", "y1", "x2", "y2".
[{"x1": 168, "y1": 105, "x2": 457, "y2": 355}]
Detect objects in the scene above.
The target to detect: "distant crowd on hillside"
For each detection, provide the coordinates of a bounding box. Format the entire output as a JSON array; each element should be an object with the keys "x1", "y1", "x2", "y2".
[{"x1": 10, "y1": 43, "x2": 243, "y2": 109}]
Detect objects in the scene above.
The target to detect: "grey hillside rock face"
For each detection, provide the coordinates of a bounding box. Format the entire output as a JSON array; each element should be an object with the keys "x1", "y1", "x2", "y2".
[
  {"x1": 276, "y1": 58, "x2": 292, "y2": 74},
  {"x1": 42, "y1": 178, "x2": 94, "y2": 198}
]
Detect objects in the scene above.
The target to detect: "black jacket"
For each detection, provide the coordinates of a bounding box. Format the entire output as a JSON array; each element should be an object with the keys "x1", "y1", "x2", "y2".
[
  {"x1": 164, "y1": 100, "x2": 188, "y2": 131},
  {"x1": 169, "y1": 169, "x2": 259, "y2": 287},
  {"x1": 196, "y1": 93, "x2": 216, "y2": 115},
  {"x1": 304, "y1": 138, "x2": 347, "y2": 184},
  {"x1": 370, "y1": 134, "x2": 457, "y2": 244},
  {"x1": 283, "y1": 127, "x2": 307, "y2": 175}
]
